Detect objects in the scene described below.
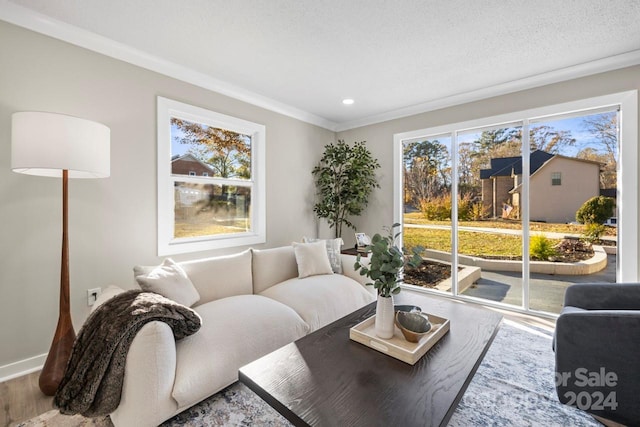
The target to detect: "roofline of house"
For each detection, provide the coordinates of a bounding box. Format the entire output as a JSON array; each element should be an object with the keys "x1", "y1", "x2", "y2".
[
  {"x1": 484, "y1": 149, "x2": 605, "y2": 180},
  {"x1": 509, "y1": 154, "x2": 603, "y2": 194},
  {"x1": 171, "y1": 153, "x2": 216, "y2": 172}
]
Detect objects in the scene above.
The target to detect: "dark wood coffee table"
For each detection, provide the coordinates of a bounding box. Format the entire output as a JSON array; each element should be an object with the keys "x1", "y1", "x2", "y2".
[{"x1": 239, "y1": 292, "x2": 502, "y2": 427}]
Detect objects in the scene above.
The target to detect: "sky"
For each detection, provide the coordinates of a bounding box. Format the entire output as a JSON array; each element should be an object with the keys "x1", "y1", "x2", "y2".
[
  {"x1": 448, "y1": 110, "x2": 617, "y2": 159},
  {"x1": 171, "y1": 123, "x2": 189, "y2": 157},
  {"x1": 172, "y1": 110, "x2": 616, "y2": 161}
]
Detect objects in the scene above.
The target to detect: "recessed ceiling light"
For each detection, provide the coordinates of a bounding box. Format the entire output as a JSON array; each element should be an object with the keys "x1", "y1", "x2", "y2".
[{"x1": 342, "y1": 98, "x2": 355, "y2": 105}]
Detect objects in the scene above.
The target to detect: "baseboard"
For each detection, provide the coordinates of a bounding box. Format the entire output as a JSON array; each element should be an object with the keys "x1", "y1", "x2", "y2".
[{"x1": 0, "y1": 353, "x2": 46, "y2": 383}]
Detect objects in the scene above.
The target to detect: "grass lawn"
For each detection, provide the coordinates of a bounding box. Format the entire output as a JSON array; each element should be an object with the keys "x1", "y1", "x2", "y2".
[
  {"x1": 404, "y1": 212, "x2": 617, "y2": 237},
  {"x1": 404, "y1": 227, "x2": 525, "y2": 257},
  {"x1": 401, "y1": 212, "x2": 614, "y2": 257}
]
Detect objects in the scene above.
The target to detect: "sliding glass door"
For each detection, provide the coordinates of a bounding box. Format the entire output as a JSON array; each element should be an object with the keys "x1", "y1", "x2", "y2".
[
  {"x1": 395, "y1": 92, "x2": 635, "y2": 316},
  {"x1": 526, "y1": 110, "x2": 618, "y2": 313},
  {"x1": 455, "y1": 122, "x2": 524, "y2": 309},
  {"x1": 402, "y1": 134, "x2": 454, "y2": 296}
]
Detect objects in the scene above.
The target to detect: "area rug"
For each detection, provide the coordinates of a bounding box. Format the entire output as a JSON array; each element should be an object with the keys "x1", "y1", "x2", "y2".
[{"x1": 16, "y1": 320, "x2": 600, "y2": 427}]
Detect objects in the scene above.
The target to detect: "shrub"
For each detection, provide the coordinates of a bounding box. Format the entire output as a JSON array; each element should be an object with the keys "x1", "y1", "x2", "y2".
[
  {"x1": 419, "y1": 194, "x2": 481, "y2": 221},
  {"x1": 457, "y1": 195, "x2": 473, "y2": 221},
  {"x1": 469, "y1": 202, "x2": 488, "y2": 221},
  {"x1": 530, "y1": 235, "x2": 558, "y2": 261},
  {"x1": 583, "y1": 223, "x2": 606, "y2": 243},
  {"x1": 575, "y1": 196, "x2": 615, "y2": 225},
  {"x1": 419, "y1": 195, "x2": 451, "y2": 220}
]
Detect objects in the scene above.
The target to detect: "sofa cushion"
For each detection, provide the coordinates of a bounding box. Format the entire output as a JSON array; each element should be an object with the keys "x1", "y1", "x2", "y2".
[
  {"x1": 260, "y1": 274, "x2": 375, "y2": 332},
  {"x1": 251, "y1": 246, "x2": 298, "y2": 294},
  {"x1": 171, "y1": 295, "x2": 309, "y2": 409},
  {"x1": 134, "y1": 258, "x2": 201, "y2": 307},
  {"x1": 293, "y1": 241, "x2": 334, "y2": 278},
  {"x1": 179, "y1": 249, "x2": 253, "y2": 306},
  {"x1": 302, "y1": 237, "x2": 344, "y2": 274}
]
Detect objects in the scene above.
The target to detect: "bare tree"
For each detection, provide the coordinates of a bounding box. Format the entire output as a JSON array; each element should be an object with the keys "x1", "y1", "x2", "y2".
[
  {"x1": 527, "y1": 125, "x2": 576, "y2": 153},
  {"x1": 576, "y1": 147, "x2": 616, "y2": 189},
  {"x1": 581, "y1": 112, "x2": 618, "y2": 189},
  {"x1": 458, "y1": 142, "x2": 480, "y2": 198},
  {"x1": 403, "y1": 140, "x2": 451, "y2": 206}
]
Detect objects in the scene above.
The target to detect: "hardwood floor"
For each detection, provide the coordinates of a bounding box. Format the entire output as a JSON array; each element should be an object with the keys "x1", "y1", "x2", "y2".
[{"x1": 0, "y1": 371, "x2": 53, "y2": 426}]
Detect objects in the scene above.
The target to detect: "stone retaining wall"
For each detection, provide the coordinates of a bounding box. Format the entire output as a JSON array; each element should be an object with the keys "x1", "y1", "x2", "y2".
[{"x1": 423, "y1": 245, "x2": 607, "y2": 275}]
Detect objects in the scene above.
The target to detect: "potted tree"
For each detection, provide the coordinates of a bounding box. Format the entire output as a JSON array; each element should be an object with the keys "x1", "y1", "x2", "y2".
[
  {"x1": 312, "y1": 140, "x2": 380, "y2": 238},
  {"x1": 354, "y1": 224, "x2": 423, "y2": 339}
]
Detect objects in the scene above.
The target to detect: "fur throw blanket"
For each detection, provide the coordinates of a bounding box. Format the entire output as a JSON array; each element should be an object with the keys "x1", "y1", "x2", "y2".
[{"x1": 54, "y1": 290, "x2": 202, "y2": 417}]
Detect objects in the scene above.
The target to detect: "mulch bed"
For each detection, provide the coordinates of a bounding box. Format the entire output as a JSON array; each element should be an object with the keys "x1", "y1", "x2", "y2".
[
  {"x1": 549, "y1": 238, "x2": 594, "y2": 262},
  {"x1": 404, "y1": 238, "x2": 602, "y2": 289},
  {"x1": 404, "y1": 260, "x2": 454, "y2": 288}
]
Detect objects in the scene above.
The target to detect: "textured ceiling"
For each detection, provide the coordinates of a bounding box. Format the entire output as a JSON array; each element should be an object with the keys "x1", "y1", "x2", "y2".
[{"x1": 4, "y1": 0, "x2": 640, "y2": 129}]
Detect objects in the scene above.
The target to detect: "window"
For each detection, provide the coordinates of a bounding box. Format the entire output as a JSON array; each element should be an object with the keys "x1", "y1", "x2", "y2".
[
  {"x1": 157, "y1": 97, "x2": 266, "y2": 255},
  {"x1": 394, "y1": 90, "x2": 638, "y2": 316}
]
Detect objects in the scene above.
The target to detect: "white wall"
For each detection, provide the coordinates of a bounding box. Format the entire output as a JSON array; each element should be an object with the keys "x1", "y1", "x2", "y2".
[
  {"x1": 0, "y1": 21, "x2": 334, "y2": 377},
  {"x1": 337, "y1": 65, "x2": 640, "y2": 247},
  {"x1": 2, "y1": 16, "x2": 639, "y2": 379}
]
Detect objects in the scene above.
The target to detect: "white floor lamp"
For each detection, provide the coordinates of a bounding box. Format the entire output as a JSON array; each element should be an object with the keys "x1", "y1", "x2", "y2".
[{"x1": 11, "y1": 112, "x2": 110, "y2": 396}]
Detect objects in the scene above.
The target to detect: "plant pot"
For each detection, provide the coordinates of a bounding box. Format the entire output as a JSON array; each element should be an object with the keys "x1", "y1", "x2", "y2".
[{"x1": 375, "y1": 294, "x2": 395, "y2": 339}]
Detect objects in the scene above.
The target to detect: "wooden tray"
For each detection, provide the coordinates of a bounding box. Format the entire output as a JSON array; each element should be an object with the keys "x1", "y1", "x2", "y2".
[{"x1": 349, "y1": 312, "x2": 450, "y2": 365}]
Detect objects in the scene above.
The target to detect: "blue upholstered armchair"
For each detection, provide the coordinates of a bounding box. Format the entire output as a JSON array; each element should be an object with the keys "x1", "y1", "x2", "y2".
[{"x1": 554, "y1": 283, "x2": 640, "y2": 426}]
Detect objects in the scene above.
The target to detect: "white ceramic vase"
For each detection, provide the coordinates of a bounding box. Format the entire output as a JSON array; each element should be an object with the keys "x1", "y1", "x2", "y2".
[{"x1": 375, "y1": 294, "x2": 395, "y2": 339}]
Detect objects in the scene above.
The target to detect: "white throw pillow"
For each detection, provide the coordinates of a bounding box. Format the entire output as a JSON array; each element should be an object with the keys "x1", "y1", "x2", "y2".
[
  {"x1": 302, "y1": 237, "x2": 344, "y2": 274},
  {"x1": 135, "y1": 258, "x2": 201, "y2": 307},
  {"x1": 293, "y1": 241, "x2": 334, "y2": 278}
]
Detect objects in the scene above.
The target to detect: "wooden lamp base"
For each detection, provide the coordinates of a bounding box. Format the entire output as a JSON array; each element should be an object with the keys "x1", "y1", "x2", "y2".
[
  {"x1": 39, "y1": 313, "x2": 75, "y2": 395},
  {"x1": 39, "y1": 170, "x2": 76, "y2": 396}
]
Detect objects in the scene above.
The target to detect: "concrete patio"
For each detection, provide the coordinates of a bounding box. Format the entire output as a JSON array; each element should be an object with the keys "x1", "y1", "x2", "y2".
[{"x1": 462, "y1": 255, "x2": 617, "y2": 314}]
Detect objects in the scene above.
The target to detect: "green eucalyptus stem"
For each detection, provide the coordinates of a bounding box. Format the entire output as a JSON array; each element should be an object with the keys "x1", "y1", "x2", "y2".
[{"x1": 354, "y1": 223, "x2": 424, "y2": 297}]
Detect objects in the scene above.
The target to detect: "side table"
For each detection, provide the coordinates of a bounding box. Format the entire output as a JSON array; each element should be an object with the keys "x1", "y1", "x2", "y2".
[{"x1": 340, "y1": 247, "x2": 368, "y2": 257}]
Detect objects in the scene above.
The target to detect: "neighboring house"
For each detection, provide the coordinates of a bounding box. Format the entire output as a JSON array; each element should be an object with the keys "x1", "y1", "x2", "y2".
[
  {"x1": 171, "y1": 153, "x2": 215, "y2": 177},
  {"x1": 480, "y1": 150, "x2": 602, "y2": 223},
  {"x1": 172, "y1": 154, "x2": 215, "y2": 207}
]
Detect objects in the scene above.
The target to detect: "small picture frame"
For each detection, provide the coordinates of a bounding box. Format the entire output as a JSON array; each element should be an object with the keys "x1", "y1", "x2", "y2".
[{"x1": 355, "y1": 233, "x2": 371, "y2": 251}]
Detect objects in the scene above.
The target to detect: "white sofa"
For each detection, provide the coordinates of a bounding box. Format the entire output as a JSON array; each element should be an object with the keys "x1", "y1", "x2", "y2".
[{"x1": 92, "y1": 244, "x2": 374, "y2": 427}]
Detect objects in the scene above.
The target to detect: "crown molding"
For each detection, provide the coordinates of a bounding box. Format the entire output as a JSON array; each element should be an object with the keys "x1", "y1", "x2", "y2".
[
  {"x1": 0, "y1": 1, "x2": 339, "y2": 131},
  {"x1": 2, "y1": 1, "x2": 638, "y2": 134},
  {"x1": 335, "y1": 49, "x2": 640, "y2": 132}
]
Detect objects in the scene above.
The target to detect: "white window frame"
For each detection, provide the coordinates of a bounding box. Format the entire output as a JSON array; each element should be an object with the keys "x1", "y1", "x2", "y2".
[
  {"x1": 551, "y1": 172, "x2": 562, "y2": 186},
  {"x1": 157, "y1": 97, "x2": 266, "y2": 255},
  {"x1": 394, "y1": 91, "x2": 638, "y2": 311}
]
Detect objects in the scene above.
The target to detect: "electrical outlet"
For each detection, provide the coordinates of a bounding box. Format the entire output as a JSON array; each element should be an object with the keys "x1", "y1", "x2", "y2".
[{"x1": 87, "y1": 287, "x2": 102, "y2": 306}]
